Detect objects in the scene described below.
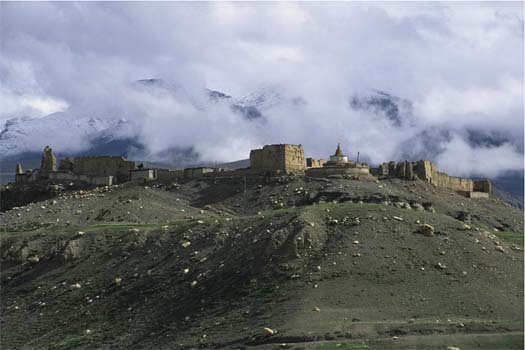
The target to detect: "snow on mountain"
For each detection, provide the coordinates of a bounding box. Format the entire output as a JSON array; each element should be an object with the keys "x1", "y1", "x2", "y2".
[
  {"x1": 0, "y1": 110, "x2": 131, "y2": 159},
  {"x1": 0, "y1": 79, "x2": 269, "y2": 160},
  {"x1": 234, "y1": 84, "x2": 285, "y2": 111}
]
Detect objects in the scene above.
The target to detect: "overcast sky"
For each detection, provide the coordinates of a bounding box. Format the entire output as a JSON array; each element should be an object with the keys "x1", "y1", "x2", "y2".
[{"x1": 1, "y1": 2, "x2": 523, "y2": 177}]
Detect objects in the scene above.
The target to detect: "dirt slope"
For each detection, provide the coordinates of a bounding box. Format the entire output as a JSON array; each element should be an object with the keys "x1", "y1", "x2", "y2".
[{"x1": 1, "y1": 176, "x2": 523, "y2": 349}]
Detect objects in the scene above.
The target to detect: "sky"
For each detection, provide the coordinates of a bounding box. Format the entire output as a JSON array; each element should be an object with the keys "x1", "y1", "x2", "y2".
[{"x1": 0, "y1": 1, "x2": 523, "y2": 178}]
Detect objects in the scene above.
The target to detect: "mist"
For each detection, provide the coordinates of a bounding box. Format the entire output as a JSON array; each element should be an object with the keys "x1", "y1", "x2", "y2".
[{"x1": 0, "y1": 2, "x2": 523, "y2": 178}]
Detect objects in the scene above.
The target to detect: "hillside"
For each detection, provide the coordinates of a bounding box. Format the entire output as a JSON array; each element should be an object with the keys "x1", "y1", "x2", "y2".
[{"x1": 0, "y1": 176, "x2": 523, "y2": 350}]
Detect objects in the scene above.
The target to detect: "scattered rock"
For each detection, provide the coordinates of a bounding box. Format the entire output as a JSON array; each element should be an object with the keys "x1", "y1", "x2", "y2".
[
  {"x1": 494, "y1": 245, "x2": 505, "y2": 253},
  {"x1": 262, "y1": 327, "x2": 275, "y2": 336},
  {"x1": 417, "y1": 224, "x2": 435, "y2": 237},
  {"x1": 70, "y1": 283, "x2": 82, "y2": 289},
  {"x1": 392, "y1": 216, "x2": 403, "y2": 221},
  {"x1": 27, "y1": 255, "x2": 40, "y2": 263}
]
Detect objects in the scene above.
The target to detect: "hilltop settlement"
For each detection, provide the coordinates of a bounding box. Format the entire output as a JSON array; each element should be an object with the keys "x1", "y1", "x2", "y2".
[
  {"x1": 1, "y1": 142, "x2": 522, "y2": 350},
  {"x1": 14, "y1": 143, "x2": 491, "y2": 199}
]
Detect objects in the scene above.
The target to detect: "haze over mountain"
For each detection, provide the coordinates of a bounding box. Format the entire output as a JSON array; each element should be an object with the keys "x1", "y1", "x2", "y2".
[{"x1": 1, "y1": 2, "x2": 523, "y2": 180}]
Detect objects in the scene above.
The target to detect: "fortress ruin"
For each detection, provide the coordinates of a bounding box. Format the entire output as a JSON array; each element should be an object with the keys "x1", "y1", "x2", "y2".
[
  {"x1": 12, "y1": 143, "x2": 492, "y2": 198},
  {"x1": 15, "y1": 147, "x2": 136, "y2": 186},
  {"x1": 249, "y1": 144, "x2": 306, "y2": 174},
  {"x1": 373, "y1": 160, "x2": 491, "y2": 198}
]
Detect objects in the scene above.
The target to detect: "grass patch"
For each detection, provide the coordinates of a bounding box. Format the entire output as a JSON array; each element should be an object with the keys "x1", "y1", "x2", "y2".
[
  {"x1": 313, "y1": 344, "x2": 369, "y2": 350},
  {"x1": 494, "y1": 231, "x2": 524, "y2": 247}
]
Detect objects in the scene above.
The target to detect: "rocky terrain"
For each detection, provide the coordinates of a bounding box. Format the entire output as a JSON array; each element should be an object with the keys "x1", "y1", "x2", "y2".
[{"x1": 0, "y1": 175, "x2": 523, "y2": 349}]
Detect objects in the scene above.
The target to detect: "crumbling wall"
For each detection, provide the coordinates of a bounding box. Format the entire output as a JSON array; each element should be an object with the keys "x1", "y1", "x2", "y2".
[
  {"x1": 39, "y1": 146, "x2": 57, "y2": 178},
  {"x1": 71, "y1": 157, "x2": 135, "y2": 183},
  {"x1": 376, "y1": 159, "x2": 491, "y2": 194},
  {"x1": 250, "y1": 144, "x2": 306, "y2": 173},
  {"x1": 157, "y1": 169, "x2": 184, "y2": 182},
  {"x1": 48, "y1": 171, "x2": 113, "y2": 186},
  {"x1": 283, "y1": 145, "x2": 306, "y2": 172},
  {"x1": 414, "y1": 160, "x2": 433, "y2": 182},
  {"x1": 184, "y1": 167, "x2": 215, "y2": 179},
  {"x1": 306, "y1": 158, "x2": 326, "y2": 168},
  {"x1": 130, "y1": 169, "x2": 157, "y2": 182},
  {"x1": 474, "y1": 179, "x2": 492, "y2": 193},
  {"x1": 431, "y1": 171, "x2": 474, "y2": 192},
  {"x1": 58, "y1": 158, "x2": 74, "y2": 172}
]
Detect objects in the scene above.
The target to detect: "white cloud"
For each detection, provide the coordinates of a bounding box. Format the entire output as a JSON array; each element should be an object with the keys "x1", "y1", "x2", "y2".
[
  {"x1": 436, "y1": 135, "x2": 524, "y2": 178},
  {"x1": 0, "y1": 2, "x2": 522, "y2": 178}
]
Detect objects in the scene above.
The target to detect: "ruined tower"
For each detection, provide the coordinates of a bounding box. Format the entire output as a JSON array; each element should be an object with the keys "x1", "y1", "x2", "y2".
[
  {"x1": 39, "y1": 146, "x2": 57, "y2": 178},
  {"x1": 15, "y1": 162, "x2": 23, "y2": 175}
]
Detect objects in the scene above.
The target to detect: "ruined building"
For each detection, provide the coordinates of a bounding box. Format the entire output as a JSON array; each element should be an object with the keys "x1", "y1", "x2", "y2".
[
  {"x1": 250, "y1": 144, "x2": 306, "y2": 174},
  {"x1": 15, "y1": 146, "x2": 135, "y2": 186},
  {"x1": 373, "y1": 160, "x2": 491, "y2": 198},
  {"x1": 12, "y1": 143, "x2": 492, "y2": 199},
  {"x1": 58, "y1": 156, "x2": 135, "y2": 183},
  {"x1": 39, "y1": 146, "x2": 57, "y2": 178}
]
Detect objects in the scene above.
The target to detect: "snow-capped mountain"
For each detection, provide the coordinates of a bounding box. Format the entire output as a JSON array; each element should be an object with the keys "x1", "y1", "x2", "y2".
[
  {"x1": 0, "y1": 79, "x2": 268, "y2": 161},
  {"x1": 0, "y1": 112, "x2": 131, "y2": 159}
]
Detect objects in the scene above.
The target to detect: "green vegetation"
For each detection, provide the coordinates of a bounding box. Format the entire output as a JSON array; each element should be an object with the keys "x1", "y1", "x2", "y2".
[{"x1": 494, "y1": 231, "x2": 524, "y2": 247}]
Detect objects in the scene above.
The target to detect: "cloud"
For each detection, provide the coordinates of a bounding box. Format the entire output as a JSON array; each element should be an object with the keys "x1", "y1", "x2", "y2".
[
  {"x1": 0, "y1": 2, "x2": 523, "y2": 178},
  {"x1": 436, "y1": 135, "x2": 524, "y2": 178}
]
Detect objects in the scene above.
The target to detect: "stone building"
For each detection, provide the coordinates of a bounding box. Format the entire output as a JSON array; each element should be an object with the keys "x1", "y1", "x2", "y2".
[
  {"x1": 59, "y1": 156, "x2": 136, "y2": 183},
  {"x1": 15, "y1": 147, "x2": 115, "y2": 186},
  {"x1": 250, "y1": 144, "x2": 306, "y2": 174},
  {"x1": 306, "y1": 158, "x2": 326, "y2": 168},
  {"x1": 306, "y1": 144, "x2": 369, "y2": 177}
]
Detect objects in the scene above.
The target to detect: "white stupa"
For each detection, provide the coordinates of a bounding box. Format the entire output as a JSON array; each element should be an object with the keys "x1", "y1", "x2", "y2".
[{"x1": 328, "y1": 143, "x2": 348, "y2": 164}]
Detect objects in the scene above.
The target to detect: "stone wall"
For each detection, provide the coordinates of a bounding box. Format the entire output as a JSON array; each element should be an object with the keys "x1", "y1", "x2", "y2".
[
  {"x1": 306, "y1": 165, "x2": 370, "y2": 178},
  {"x1": 130, "y1": 169, "x2": 157, "y2": 182},
  {"x1": 306, "y1": 158, "x2": 326, "y2": 168},
  {"x1": 184, "y1": 167, "x2": 216, "y2": 179},
  {"x1": 474, "y1": 179, "x2": 492, "y2": 193},
  {"x1": 67, "y1": 157, "x2": 135, "y2": 183},
  {"x1": 156, "y1": 169, "x2": 184, "y2": 182},
  {"x1": 250, "y1": 144, "x2": 306, "y2": 173},
  {"x1": 375, "y1": 159, "x2": 491, "y2": 195},
  {"x1": 432, "y1": 171, "x2": 474, "y2": 192},
  {"x1": 48, "y1": 171, "x2": 113, "y2": 186}
]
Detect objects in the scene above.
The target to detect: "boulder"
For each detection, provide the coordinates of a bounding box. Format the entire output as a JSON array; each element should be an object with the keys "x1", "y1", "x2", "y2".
[{"x1": 417, "y1": 224, "x2": 435, "y2": 237}]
